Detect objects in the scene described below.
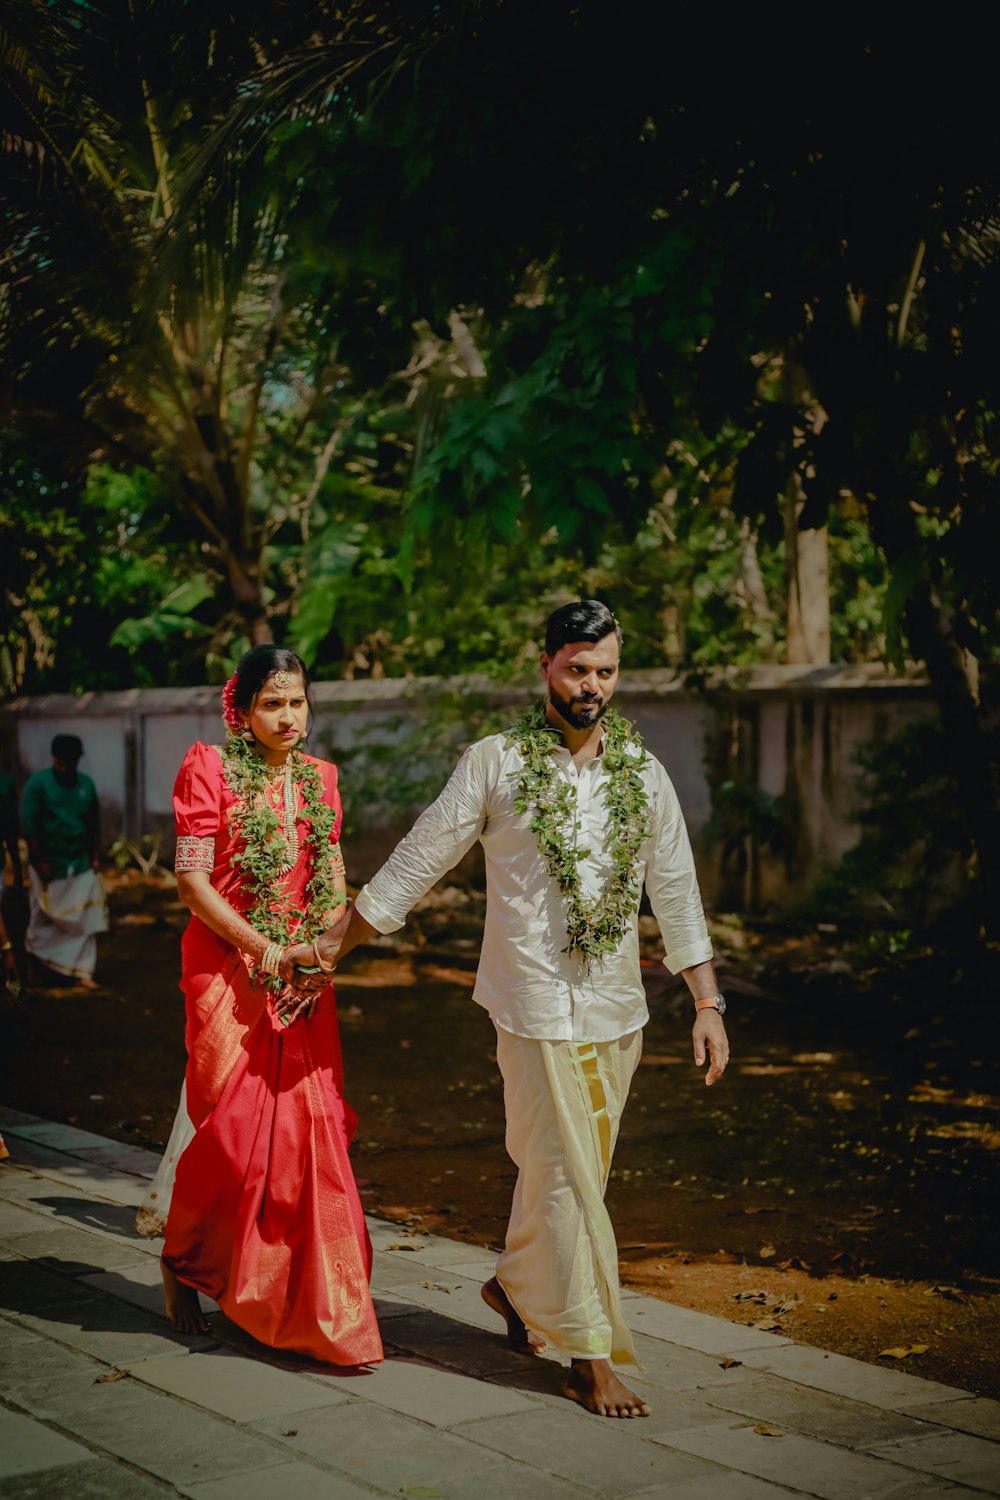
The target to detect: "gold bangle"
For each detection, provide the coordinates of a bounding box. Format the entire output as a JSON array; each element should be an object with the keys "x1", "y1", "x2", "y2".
[{"x1": 312, "y1": 939, "x2": 336, "y2": 974}]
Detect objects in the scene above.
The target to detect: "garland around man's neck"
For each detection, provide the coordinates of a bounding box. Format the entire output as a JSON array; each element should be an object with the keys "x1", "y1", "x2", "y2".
[
  {"x1": 504, "y1": 701, "x2": 651, "y2": 964},
  {"x1": 220, "y1": 735, "x2": 346, "y2": 990}
]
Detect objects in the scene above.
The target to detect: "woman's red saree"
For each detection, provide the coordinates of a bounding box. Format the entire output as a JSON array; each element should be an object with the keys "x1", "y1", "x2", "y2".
[{"x1": 161, "y1": 742, "x2": 382, "y2": 1367}]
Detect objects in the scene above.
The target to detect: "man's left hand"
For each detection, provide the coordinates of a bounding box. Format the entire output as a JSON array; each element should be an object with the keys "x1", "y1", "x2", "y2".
[{"x1": 693, "y1": 1011, "x2": 729, "y2": 1086}]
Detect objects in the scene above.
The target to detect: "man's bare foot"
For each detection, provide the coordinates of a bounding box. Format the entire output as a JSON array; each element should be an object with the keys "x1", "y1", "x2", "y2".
[
  {"x1": 564, "y1": 1358, "x2": 651, "y2": 1418},
  {"x1": 481, "y1": 1277, "x2": 543, "y2": 1355},
  {"x1": 161, "y1": 1259, "x2": 210, "y2": 1334},
  {"x1": 76, "y1": 976, "x2": 100, "y2": 992}
]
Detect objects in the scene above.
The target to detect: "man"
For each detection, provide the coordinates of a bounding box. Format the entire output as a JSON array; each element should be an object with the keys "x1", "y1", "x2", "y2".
[
  {"x1": 21, "y1": 734, "x2": 107, "y2": 989},
  {"x1": 291, "y1": 600, "x2": 729, "y2": 1417}
]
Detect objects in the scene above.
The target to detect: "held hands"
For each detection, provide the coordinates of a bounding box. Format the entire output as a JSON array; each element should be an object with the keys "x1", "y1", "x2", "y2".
[
  {"x1": 274, "y1": 943, "x2": 324, "y2": 1027},
  {"x1": 693, "y1": 1011, "x2": 730, "y2": 1086}
]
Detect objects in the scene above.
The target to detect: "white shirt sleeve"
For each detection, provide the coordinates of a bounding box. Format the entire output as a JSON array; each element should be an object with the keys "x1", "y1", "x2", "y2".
[
  {"x1": 354, "y1": 741, "x2": 491, "y2": 933},
  {"x1": 644, "y1": 761, "x2": 714, "y2": 974}
]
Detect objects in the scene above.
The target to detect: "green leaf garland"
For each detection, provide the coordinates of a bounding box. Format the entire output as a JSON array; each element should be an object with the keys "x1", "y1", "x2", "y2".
[
  {"x1": 220, "y1": 735, "x2": 346, "y2": 991},
  {"x1": 504, "y1": 701, "x2": 651, "y2": 964}
]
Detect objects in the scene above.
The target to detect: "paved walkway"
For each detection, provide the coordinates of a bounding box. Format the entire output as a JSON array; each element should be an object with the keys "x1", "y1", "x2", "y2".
[{"x1": 1, "y1": 1106, "x2": 998, "y2": 1499}]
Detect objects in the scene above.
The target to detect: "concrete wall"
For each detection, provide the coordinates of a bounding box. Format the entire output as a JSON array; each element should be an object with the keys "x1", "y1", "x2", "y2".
[{"x1": 0, "y1": 666, "x2": 938, "y2": 912}]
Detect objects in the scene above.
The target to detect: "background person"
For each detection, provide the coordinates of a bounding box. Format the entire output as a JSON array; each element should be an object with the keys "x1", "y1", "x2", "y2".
[
  {"x1": 21, "y1": 734, "x2": 106, "y2": 989},
  {"x1": 143, "y1": 645, "x2": 382, "y2": 1368}
]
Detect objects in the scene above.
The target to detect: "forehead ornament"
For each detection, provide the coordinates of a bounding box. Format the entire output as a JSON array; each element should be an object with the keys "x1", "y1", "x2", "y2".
[{"x1": 271, "y1": 670, "x2": 293, "y2": 691}]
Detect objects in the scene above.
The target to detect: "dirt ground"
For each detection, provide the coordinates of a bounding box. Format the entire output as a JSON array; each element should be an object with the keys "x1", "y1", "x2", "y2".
[{"x1": 4, "y1": 872, "x2": 999, "y2": 1400}]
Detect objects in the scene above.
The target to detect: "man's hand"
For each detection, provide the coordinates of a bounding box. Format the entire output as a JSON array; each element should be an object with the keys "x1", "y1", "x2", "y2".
[{"x1": 693, "y1": 1011, "x2": 729, "y2": 1086}]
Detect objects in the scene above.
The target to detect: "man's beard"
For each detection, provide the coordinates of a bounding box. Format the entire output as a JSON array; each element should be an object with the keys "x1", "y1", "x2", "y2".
[{"x1": 548, "y1": 684, "x2": 609, "y2": 731}]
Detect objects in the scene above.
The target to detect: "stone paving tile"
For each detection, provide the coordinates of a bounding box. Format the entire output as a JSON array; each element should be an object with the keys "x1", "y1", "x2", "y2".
[
  {"x1": 634, "y1": 1473, "x2": 803, "y2": 1498},
  {"x1": 0, "y1": 1199, "x2": 52, "y2": 1235},
  {"x1": 866, "y1": 1431, "x2": 1000, "y2": 1492},
  {"x1": 737, "y1": 1343, "x2": 974, "y2": 1410},
  {"x1": 369, "y1": 1253, "x2": 455, "y2": 1291},
  {"x1": 0, "y1": 1165, "x2": 149, "y2": 1244},
  {"x1": 415, "y1": 1240, "x2": 501, "y2": 1271},
  {"x1": 0, "y1": 1454, "x2": 171, "y2": 1498},
  {"x1": 388, "y1": 1275, "x2": 507, "y2": 1332},
  {"x1": 919, "y1": 1399, "x2": 1000, "y2": 1442},
  {"x1": 629, "y1": 1299, "x2": 795, "y2": 1357},
  {"x1": 461, "y1": 1407, "x2": 720, "y2": 1496},
  {"x1": 8, "y1": 1364, "x2": 291, "y2": 1486},
  {"x1": 79, "y1": 1257, "x2": 219, "y2": 1320},
  {"x1": 1, "y1": 1140, "x2": 149, "y2": 1208},
  {"x1": 0, "y1": 1405, "x2": 92, "y2": 1477},
  {"x1": 690, "y1": 1370, "x2": 949, "y2": 1450},
  {"x1": 655, "y1": 1422, "x2": 983, "y2": 1499},
  {"x1": 4, "y1": 1266, "x2": 208, "y2": 1364},
  {"x1": 181, "y1": 1459, "x2": 378, "y2": 1500},
  {"x1": 129, "y1": 1347, "x2": 353, "y2": 1422},
  {"x1": 355, "y1": 1351, "x2": 541, "y2": 1426},
  {"x1": 0, "y1": 1320, "x2": 119, "y2": 1407},
  {"x1": 2, "y1": 1116, "x2": 152, "y2": 1158},
  {"x1": 4, "y1": 1121, "x2": 136, "y2": 1156},
  {"x1": 252, "y1": 1400, "x2": 596, "y2": 1498},
  {"x1": 2, "y1": 1224, "x2": 155, "y2": 1277},
  {"x1": 379, "y1": 1307, "x2": 541, "y2": 1378},
  {"x1": 629, "y1": 1331, "x2": 765, "y2": 1392},
  {"x1": 370, "y1": 1293, "x2": 427, "y2": 1322}
]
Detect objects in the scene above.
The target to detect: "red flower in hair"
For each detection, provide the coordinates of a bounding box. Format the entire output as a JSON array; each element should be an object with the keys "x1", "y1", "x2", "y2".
[{"x1": 220, "y1": 673, "x2": 243, "y2": 733}]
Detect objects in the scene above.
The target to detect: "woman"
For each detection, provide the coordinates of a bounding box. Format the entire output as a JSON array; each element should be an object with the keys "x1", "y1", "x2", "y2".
[{"x1": 141, "y1": 646, "x2": 381, "y2": 1367}]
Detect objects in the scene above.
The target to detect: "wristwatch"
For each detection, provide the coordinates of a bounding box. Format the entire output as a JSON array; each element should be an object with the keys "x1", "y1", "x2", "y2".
[{"x1": 694, "y1": 993, "x2": 726, "y2": 1015}]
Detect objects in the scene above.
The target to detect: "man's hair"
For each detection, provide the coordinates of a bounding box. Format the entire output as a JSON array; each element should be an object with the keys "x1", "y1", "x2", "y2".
[
  {"x1": 51, "y1": 733, "x2": 83, "y2": 761},
  {"x1": 544, "y1": 600, "x2": 622, "y2": 657}
]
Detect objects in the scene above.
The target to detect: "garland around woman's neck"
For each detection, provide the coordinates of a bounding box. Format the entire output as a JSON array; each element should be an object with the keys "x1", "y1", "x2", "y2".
[
  {"x1": 504, "y1": 701, "x2": 651, "y2": 965},
  {"x1": 220, "y1": 734, "x2": 345, "y2": 990}
]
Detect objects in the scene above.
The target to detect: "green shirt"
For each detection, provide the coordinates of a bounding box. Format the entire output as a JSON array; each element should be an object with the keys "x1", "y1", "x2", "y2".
[{"x1": 21, "y1": 768, "x2": 99, "y2": 878}]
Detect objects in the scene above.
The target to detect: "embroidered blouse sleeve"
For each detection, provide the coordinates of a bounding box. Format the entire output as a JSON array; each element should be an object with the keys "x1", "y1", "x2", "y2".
[
  {"x1": 355, "y1": 740, "x2": 491, "y2": 933},
  {"x1": 173, "y1": 743, "x2": 223, "y2": 872}
]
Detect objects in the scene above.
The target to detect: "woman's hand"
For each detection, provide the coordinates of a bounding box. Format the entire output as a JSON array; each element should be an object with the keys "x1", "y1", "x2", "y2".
[{"x1": 274, "y1": 943, "x2": 327, "y2": 1026}]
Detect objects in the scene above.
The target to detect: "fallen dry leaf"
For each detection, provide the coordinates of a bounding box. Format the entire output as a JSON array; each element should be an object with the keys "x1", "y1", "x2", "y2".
[
  {"x1": 386, "y1": 1243, "x2": 419, "y2": 1252},
  {"x1": 719, "y1": 1357, "x2": 743, "y2": 1369},
  {"x1": 419, "y1": 1281, "x2": 454, "y2": 1293},
  {"x1": 751, "y1": 1318, "x2": 784, "y2": 1332},
  {"x1": 94, "y1": 1368, "x2": 129, "y2": 1384},
  {"x1": 878, "y1": 1345, "x2": 930, "y2": 1359},
  {"x1": 753, "y1": 1422, "x2": 783, "y2": 1437},
  {"x1": 758, "y1": 1244, "x2": 777, "y2": 1259}
]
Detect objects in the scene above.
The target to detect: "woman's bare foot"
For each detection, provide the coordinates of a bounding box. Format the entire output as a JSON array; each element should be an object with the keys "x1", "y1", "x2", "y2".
[
  {"x1": 481, "y1": 1277, "x2": 543, "y2": 1355},
  {"x1": 564, "y1": 1358, "x2": 651, "y2": 1417},
  {"x1": 161, "y1": 1258, "x2": 210, "y2": 1334}
]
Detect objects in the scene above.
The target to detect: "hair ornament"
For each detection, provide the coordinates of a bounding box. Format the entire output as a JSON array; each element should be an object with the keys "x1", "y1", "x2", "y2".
[
  {"x1": 220, "y1": 673, "x2": 243, "y2": 733},
  {"x1": 271, "y1": 670, "x2": 293, "y2": 691}
]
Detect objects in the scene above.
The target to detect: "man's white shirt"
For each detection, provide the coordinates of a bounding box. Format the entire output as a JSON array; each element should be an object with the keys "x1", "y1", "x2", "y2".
[{"x1": 355, "y1": 728, "x2": 713, "y2": 1042}]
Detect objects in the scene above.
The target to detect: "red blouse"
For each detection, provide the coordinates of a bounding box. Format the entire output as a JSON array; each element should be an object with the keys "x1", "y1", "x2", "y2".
[{"x1": 172, "y1": 742, "x2": 344, "y2": 913}]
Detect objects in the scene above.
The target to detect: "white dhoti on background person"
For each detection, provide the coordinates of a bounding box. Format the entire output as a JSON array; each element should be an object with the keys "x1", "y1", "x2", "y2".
[
  {"x1": 495, "y1": 1025, "x2": 642, "y2": 1364},
  {"x1": 26, "y1": 866, "x2": 108, "y2": 981}
]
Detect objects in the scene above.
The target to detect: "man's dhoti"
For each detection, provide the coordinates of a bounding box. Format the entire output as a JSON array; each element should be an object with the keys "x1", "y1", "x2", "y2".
[
  {"x1": 494, "y1": 1026, "x2": 642, "y2": 1366},
  {"x1": 27, "y1": 867, "x2": 108, "y2": 981}
]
